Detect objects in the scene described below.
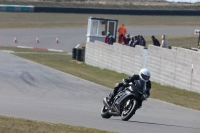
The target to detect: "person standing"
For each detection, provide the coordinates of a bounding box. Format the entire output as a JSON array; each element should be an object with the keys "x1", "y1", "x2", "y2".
[
  {"x1": 126, "y1": 34, "x2": 131, "y2": 43},
  {"x1": 139, "y1": 36, "x2": 146, "y2": 47},
  {"x1": 131, "y1": 36, "x2": 139, "y2": 47},
  {"x1": 120, "y1": 34, "x2": 128, "y2": 45},
  {"x1": 160, "y1": 35, "x2": 169, "y2": 48},
  {"x1": 118, "y1": 24, "x2": 127, "y2": 43},
  {"x1": 151, "y1": 35, "x2": 160, "y2": 47},
  {"x1": 104, "y1": 31, "x2": 114, "y2": 45}
]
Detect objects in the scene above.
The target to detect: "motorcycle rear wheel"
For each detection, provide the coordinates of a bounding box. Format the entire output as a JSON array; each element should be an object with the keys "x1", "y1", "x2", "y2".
[
  {"x1": 101, "y1": 106, "x2": 112, "y2": 119},
  {"x1": 121, "y1": 98, "x2": 138, "y2": 121}
]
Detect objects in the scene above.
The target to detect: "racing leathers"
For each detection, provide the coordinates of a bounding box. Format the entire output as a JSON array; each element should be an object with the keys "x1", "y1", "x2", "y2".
[{"x1": 108, "y1": 74, "x2": 151, "y2": 108}]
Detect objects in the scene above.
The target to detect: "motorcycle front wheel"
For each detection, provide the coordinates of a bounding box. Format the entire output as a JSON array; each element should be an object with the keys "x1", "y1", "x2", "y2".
[
  {"x1": 101, "y1": 106, "x2": 112, "y2": 119},
  {"x1": 121, "y1": 98, "x2": 138, "y2": 121}
]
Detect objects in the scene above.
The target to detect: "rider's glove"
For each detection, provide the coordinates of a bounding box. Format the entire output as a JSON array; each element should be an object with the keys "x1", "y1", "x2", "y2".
[
  {"x1": 141, "y1": 94, "x2": 147, "y2": 100},
  {"x1": 122, "y1": 79, "x2": 129, "y2": 87}
]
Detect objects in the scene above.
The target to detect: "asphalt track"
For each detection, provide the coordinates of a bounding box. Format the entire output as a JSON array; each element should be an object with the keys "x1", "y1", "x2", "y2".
[
  {"x1": 0, "y1": 26, "x2": 199, "y2": 52},
  {"x1": 0, "y1": 51, "x2": 200, "y2": 133},
  {"x1": 0, "y1": 27, "x2": 200, "y2": 133}
]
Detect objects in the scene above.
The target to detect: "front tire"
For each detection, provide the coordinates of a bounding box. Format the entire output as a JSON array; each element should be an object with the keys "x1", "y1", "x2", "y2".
[
  {"x1": 101, "y1": 106, "x2": 112, "y2": 119},
  {"x1": 121, "y1": 98, "x2": 138, "y2": 121}
]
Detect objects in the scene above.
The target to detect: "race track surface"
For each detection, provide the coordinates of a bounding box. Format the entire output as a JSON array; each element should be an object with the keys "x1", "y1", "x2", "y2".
[
  {"x1": 0, "y1": 52, "x2": 200, "y2": 133},
  {"x1": 0, "y1": 26, "x2": 198, "y2": 52}
]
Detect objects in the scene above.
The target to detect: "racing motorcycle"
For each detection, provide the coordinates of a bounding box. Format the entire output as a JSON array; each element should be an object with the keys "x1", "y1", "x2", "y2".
[{"x1": 101, "y1": 79, "x2": 146, "y2": 121}]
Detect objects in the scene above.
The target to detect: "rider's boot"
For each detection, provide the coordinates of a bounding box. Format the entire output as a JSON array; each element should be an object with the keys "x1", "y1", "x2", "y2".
[
  {"x1": 107, "y1": 93, "x2": 114, "y2": 105},
  {"x1": 107, "y1": 84, "x2": 121, "y2": 105}
]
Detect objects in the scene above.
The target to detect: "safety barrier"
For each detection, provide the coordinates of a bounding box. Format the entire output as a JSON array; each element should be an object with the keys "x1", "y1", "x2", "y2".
[
  {"x1": 0, "y1": 5, "x2": 199, "y2": 15},
  {"x1": 0, "y1": 5, "x2": 34, "y2": 12},
  {"x1": 85, "y1": 41, "x2": 200, "y2": 93},
  {"x1": 72, "y1": 47, "x2": 86, "y2": 62},
  {"x1": 34, "y1": 6, "x2": 200, "y2": 16}
]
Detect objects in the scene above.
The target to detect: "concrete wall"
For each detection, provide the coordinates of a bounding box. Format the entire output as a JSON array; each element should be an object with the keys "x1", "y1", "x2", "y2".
[
  {"x1": 85, "y1": 41, "x2": 145, "y2": 75},
  {"x1": 85, "y1": 41, "x2": 200, "y2": 93}
]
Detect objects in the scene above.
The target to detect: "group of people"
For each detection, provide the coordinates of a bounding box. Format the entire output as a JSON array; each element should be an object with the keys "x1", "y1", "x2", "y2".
[
  {"x1": 120, "y1": 34, "x2": 146, "y2": 47},
  {"x1": 105, "y1": 24, "x2": 169, "y2": 49},
  {"x1": 117, "y1": 24, "x2": 146, "y2": 47},
  {"x1": 151, "y1": 35, "x2": 169, "y2": 48}
]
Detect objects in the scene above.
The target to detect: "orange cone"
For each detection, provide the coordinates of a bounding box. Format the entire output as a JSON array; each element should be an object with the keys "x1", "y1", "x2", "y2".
[
  {"x1": 56, "y1": 37, "x2": 59, "y2": 43},
  {"x1": 14, "y1": 37, "x2": 17, "y2": 43},
  {"x1": 36, "y1": 37, "x2": 39, "y2": 43}
]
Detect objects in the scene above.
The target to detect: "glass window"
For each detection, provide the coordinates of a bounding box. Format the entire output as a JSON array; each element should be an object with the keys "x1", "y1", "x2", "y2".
[
  {"x1": 91, "y1": 20, "x2": 98, "y2": 35},
  {"x1": 108, "y1": 21, "x2": 115, "y2": 37},
  {"x1": 99, "y1": 20, "x2": 107, "y2": 36}
]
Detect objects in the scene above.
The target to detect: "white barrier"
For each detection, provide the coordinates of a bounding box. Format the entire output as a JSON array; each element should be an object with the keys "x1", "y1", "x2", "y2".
[{"x1": 85, "y1": 41, "x2": 200, "y2": 93}]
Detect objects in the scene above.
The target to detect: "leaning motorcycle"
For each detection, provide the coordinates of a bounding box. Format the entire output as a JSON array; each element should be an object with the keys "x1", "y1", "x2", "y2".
[{"x1": 101, "y1": 79, "x2": 146, "y2": 121}]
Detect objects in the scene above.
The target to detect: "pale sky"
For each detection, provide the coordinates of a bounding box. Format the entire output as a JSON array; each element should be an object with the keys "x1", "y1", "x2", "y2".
[{"x1": 166, "y1": 0, "x2": 199, "y2": 3}]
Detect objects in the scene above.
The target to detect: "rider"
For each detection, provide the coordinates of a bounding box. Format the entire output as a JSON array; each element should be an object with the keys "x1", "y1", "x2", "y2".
[{"x1": 107, "y1": 68, "x2": 151, "y2": 109}]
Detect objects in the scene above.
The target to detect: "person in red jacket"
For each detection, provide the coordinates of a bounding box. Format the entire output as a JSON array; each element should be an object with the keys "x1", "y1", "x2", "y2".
[
  {"x1": 104, "y1": 31, "x2": 110, "y2": 43},
  {"x1": 121, "y1": 34, "x2": 128, "y2": 45},
  {"x1": 104, "y1": 31, "x2": 114, "y2": 45}
]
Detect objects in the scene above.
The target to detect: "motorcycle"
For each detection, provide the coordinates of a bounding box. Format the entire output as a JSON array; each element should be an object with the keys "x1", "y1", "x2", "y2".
[{"x1": 101, "y1": 79, "x2": 146, "y2": 121}]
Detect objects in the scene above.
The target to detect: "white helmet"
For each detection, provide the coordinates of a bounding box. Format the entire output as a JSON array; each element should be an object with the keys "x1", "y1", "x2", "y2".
[{"x1": 139, "y1": 68, "x2": 151, "y2": 82}]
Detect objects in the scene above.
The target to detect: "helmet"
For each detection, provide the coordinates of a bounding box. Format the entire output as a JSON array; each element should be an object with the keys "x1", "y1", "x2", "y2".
[{"x1": 139, "y1": 68, "x2": 151, "y2": 82}]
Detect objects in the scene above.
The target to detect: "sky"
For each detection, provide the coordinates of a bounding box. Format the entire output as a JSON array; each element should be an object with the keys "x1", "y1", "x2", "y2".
[{"x1": 166, "y1": 0, "x2": 199, "y2": 3}]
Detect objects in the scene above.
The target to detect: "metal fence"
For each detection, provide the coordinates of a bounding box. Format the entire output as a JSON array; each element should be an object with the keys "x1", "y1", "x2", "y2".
[{"x1": 0, "y1": 0, "x2": 200, "y2": 5}]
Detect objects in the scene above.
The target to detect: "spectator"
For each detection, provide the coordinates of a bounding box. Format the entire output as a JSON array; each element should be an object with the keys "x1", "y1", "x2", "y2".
[
  {"x1": 104, "y1": 31, "x2": 114, "y2": 45},
  {"x1": 121, "y1": 34, "x2": 128, "y2": 45},
  {"x1": 128, "y1": 36, "x2": 134, "y2": 46},
  {"x1": 131, "y1": 36, "x2": 140, "y2": 47},
  {"x1": 126, "y1": 34, "x2": 131, "y2": 43},
  {"x1": 151, "y1": 35, "x2": 160, "y2": 47},
  {"x1": 118, "y1": 24, "x2": 127, "y2": 43},
  {"x1": 160, "y1": 35, "x2": 169, "y2": 48},
  {"x1": 139, "y1": 36, "x2": 146, "y2": 47}
]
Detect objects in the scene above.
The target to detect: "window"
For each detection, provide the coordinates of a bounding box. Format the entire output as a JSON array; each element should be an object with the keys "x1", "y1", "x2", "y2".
[
  {"x1": 107, "y1": 21, "x2": 115, "y2": 37},
  {"x1": 89, "y1": 19, "x2": 116, "y2": 37},
  {"x1": 91, "y1": 20, "x2": 98, "y2": 35},
  {"x1": 99, "y1": 20, "x2": 107, "y2": 36}
]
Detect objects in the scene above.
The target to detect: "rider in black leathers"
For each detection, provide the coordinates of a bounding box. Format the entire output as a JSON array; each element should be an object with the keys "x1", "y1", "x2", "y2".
[{"x1": 108, "y1": 68, "x2": 151, "y2": 108}]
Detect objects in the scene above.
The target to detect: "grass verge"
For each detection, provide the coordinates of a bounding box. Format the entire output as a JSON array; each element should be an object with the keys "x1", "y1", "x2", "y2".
[
  {"x1": 0, "y1": 12, "x2": 200, "y2": 29},
  {"x1": 0, "y1": 115, "x2": 115, "y2": 133}
]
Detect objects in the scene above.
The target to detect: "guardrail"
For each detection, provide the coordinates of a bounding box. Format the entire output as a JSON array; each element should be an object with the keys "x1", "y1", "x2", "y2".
[
  {"x1": 0, "y1": 4, "x2": 199, "y2": 15},
  {"x1": 0, "y1": 5, "x2": 34, "y2": 12},
  {"x1": 34, "y1": 6, "x2": 200, "y2": 15}
]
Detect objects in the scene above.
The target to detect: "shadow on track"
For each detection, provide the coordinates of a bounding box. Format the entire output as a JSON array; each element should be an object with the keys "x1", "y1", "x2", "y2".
[{"x1": 110, "y1": 118, "x2": 200, "y2": 129}]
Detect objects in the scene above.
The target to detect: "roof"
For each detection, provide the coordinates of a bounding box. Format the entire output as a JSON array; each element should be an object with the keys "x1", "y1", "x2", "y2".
[{"x1": 89, "y1": 17, "x2": 118, "y2": 22}]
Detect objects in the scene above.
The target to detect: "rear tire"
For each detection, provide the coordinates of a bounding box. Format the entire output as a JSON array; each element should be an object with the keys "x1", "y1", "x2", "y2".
[
  {"x1": 121, "y1": 99, "x2": 138, "y2": 121},
  {"x1": 101, "y1": 106, "x2": 112, "y2": 119}
]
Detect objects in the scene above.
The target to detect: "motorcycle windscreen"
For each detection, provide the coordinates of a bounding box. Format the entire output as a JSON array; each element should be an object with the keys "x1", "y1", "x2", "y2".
[{"x1": 134, "y1": 79, "x2": 146, "y2": 94}]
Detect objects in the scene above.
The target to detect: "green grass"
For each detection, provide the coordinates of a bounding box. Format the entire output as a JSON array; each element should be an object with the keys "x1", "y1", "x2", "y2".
[
  {"x1": 145, "y1": 34, "x2": 199, "y2": 48},
  {"x1": 0, "y1": 12, "x2": 200, "y2": 29},
  {"x1": 0, "y1": 115, "x2": 115, "y2": 133}
]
